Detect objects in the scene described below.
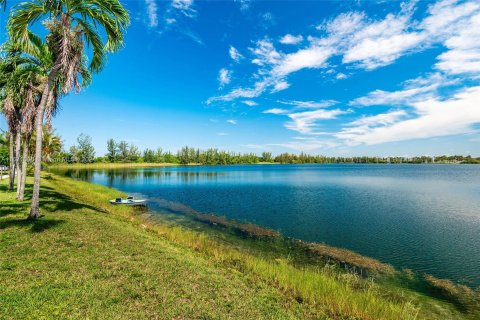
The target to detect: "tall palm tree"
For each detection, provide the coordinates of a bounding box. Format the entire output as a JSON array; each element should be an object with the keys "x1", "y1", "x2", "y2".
[
  {"x1": 0, "y1": 50, "x2": 24, "y2": 191},
  {"x1": 8, "y1": 0, "x2": 129, "y2": 219},
  {"x1": 0, "y1": 38, "x2": 52, "y2": 200}
]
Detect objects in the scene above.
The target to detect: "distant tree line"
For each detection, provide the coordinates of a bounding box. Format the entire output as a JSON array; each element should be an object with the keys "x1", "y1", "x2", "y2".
[{"x1": 46, "y1": 135, "x2": 480, "y2": 165}]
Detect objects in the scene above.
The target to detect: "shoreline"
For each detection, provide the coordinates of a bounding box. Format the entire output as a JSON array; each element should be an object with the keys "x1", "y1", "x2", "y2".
[
  {"x1": 2, "y1": 173, "x2": 479, "y2": 318},
  {"x1": 47, "y1": 161, "x2": 480, "y2": 170},
  {"x1": 50, "y1": 163, "x2": 480, "y2": 287}
]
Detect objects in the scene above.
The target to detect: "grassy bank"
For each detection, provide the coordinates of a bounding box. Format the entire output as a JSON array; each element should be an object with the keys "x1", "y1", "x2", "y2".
[{"x1": 1, "y1": 174, "x2": 478, "y2": 319}]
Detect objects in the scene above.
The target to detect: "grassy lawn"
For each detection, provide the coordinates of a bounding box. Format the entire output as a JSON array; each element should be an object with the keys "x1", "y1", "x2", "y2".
[
  {"x1": 1, "y1": 174, "x2": 478, "y2": 319},
  {"x1": 0, "y1": 178, "x2": 312, "y2": 319}
]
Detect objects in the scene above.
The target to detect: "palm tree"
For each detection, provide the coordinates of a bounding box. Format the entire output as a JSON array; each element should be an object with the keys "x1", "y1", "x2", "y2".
[
  {"x1": 0, "y1": 131, "x2": 7, "y2": 179},
  {"x1": 28, "y1": 126, "x2": 62, "y2": 163},
  {"x1": 8, "y1": 0, "x2": 129, "y2": 219},
  {"x1": 0, "y1": 38, "x2": 52, "y2": 200},
  {"x1": 0, "y1": 49, "x2": 24, "y2": 191}
]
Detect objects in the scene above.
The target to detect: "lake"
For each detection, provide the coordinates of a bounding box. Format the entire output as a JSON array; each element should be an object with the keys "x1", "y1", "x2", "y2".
[{"x1": 61, "y1": 164, "x2": 480, "y2": 286}]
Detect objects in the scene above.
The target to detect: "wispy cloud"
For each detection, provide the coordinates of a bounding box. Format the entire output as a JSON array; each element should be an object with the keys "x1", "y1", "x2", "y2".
[
  {"x1": 263, "y1": 108, "x2": 288, "y2": 115},
  {"x1": 280, "y1": 34, "x2": 304, "y2": 45},
  {"x1": 235, "y1": 0, "x2": 251, "y2": 13},
  {"x1": 227, "y1": 119, "x2": 237, "y2": 125},
  {"x1": 242, "y1": 100, "x2": 258, "y2": 106},
  {"x1": 208, "y1": 0, "x2": 480, "y2": 104},
  {"x1": 145, "y1": 0, "x2": 158, "y2": 28},
  {"x1": 271, "y1": 80, "x2": 290, "y2": 92},
  {"x1": 269, "y1": 139, "x2": 339, "y2": 151},
  {"x1": 218, "y1": 68, "x2": 231, "y2": 88},
  {"x1": 277, "y1": 99, "x2": 338, "y2": 109},
  {"x1": 284, "y1": 109, "x2": 350, "y2": 134},
  {"x1": 435, "y1": 11, "x2": 480, "y2": 75},
  {"x1": 349, "y1": 73, "x2": 450, "y2": 107},
  {"x1": 337, "y1": 86, "x2": 480, "y2": 145},
  {"x1": 229, "y1": 46, "x2": 243, "y2": 62},
  {"x1": 172, "y1": 0, "x2": 196, "y2": 18}
]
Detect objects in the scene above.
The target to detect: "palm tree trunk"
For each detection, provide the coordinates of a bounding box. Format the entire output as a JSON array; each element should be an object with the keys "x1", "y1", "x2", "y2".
[
  {"x1": 29, "y1": 71, "x2": 56, "y2": 219},
  {"x1": 14, "y1": 129, "x2": 21, "y2": 198},
  {"x1": 17, "y1": 138, "x2": 29, "y2": 201},
  {"x1": 8, "y1": 131, "x2": 15, "y2": 191}
]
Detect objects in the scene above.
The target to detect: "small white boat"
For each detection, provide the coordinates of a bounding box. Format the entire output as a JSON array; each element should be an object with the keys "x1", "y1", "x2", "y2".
[{"x1": 110, "y1": 196, "x2": 147, "y2": 206}]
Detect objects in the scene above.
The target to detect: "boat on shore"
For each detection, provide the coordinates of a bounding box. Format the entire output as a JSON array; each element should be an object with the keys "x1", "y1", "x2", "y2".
[{"x1": 110, "y1": 196, "x2": 147, "y2": 206}]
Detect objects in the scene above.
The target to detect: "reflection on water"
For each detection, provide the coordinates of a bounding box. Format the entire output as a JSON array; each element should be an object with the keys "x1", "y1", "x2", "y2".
[
  {"x1": 59, "y1": 164, "x2": 480, "y2": 286},
  {"x1": 63, "y1": 168, "x2": 225, "y2": 186}
]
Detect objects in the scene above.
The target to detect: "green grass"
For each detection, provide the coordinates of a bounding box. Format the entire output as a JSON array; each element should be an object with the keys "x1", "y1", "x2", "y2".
[{"x1": 1, "y1": 173, "x2": 478, "y2": 319}]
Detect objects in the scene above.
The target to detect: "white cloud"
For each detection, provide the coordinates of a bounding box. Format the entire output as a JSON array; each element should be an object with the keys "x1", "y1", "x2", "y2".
[
  {"x1": 145, "y1": 0, "x2": 158, "y2": 28},
  {"x1": 340, "y1": 5, "x2": 425, "y2": 69},
  {"x1": 349, "y1": 73, "x2": 447, "y2": 106},
  {"x1": 272, "y1": 80, "x2": 290, "y2": 92},
  {"x1": 218, "y1": 68, "x2": 231, "y2": 88},
  {"x1": 336, "y1": 73, "x2": 347, "y2": 80},
  {"x1": 172, "y1": 0, "x2": 196, "y2": 17},
  {"x1": 269, "y1": 139, "x2": 339, "y2": 151},
  {"x1": 206, "y1": 80, "x2": 267, "y2": 104},
  {"x1": 235, "y1": 0, "x2": 251, "y2": 13},
  {"x1": 277, "y1": 100, "x2": 338, "y2": 109},
  {"x1": 251, "y1": 39, "x2": 282, "y2": 66},
  {"x1": 347, "y1": 110, "x2": 407, "y2": 127},
  {"x1": 272, "y1": 46, "x2": 334, "y2": 76},
  {"x1": 165, "y1": 18, "x2": 176, "y2": 24},
  {"x1": 435, "y1": 12, "x2": 480, "y2": 75},
  {"x1": 261, "y1": 12, "x2": 276, "y2": 27},
  {"x1": 285, "y1": 109, "x2": 350, "y2": 134},
  {"x1": 280, "y1": 34, "x2": 304, "y2": 45},
  {"x1": 421, "y1": 0, "x2": 479, "y2": 38},
  {"x1": 242, "y1": 100, "x2": 258, "y2": 106},
  {"x1": 207, "y1": 0, "x2": 480, "y2": 152},
  {"x1": 227, "y1": 119, "x2": 237, "y2": 125},
  {"x1": 229, "y1": 46, "x2": 243, "y2": 62},
  {"x1": 338, "y1": 86, "x2": 480, "y2": 145},
  {"x1": 263, "y1": 108, "x2": 288, "y2": 115},
  {"x1": 218, "y1": 132, "x2": 229, "y2": 136},
  {"x1": 321, "y1": 12, "x2": 366, "y2": 35}
]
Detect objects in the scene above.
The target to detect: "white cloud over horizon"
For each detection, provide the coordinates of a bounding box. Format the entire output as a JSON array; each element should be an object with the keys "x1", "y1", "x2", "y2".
[
  {"x1": 337, "y1": 86, "x2": 480, "y2": 145},
  {"x1": 206, "y1": 0, "x2": 480, "y2": 152}
]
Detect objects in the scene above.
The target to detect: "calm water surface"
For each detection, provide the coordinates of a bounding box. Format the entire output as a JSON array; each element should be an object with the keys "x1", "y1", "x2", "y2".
[{"x1": 62, "y1": 164, "x2": 480, "y2": 286}]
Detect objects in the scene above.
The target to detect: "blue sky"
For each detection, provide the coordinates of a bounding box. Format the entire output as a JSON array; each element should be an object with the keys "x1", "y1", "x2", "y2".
[{"x1": 1, "y1": 0, "x2": 480, "y2": 156}]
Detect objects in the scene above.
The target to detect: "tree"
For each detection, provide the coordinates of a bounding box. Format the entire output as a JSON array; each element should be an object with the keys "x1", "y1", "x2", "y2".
[
  {"x1": 127, "y1": 144, "x2": 140, "y2": 162},
  {"x1": 8, "y1": 0, "x2": 130, "y2": 218},
  {"x1": 41, "y1": 127, "x2": 62, "y2": 162},
  {"x1": 106, "y1": 138, "x2": 117, "y2": 162},
  {"x1": 1, "y1": 37, "x2": 55, "y2": 200},
  {"x1": 0, "y1": 131, "x2": 8, "y2": 177},
  {"x1": 0, "y1": 51, "x2": 22, "y2": 191},
  {"x1": 76, "y1": 134, "x2": 95, "y2": 163},
  {"x1": 143, "y1": 148, "x2": 155, "y2": 163},
  {"x1": 117, "y1": 141, "x2": 129, "y2": 162},
  {"x1": 261, "y1": 152, "x2": 272, "y2": 163}
]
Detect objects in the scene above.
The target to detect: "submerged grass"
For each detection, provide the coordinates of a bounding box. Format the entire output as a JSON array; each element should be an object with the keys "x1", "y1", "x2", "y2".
[{"x1": 1, "y1": 172, "x2": 478, "y2": 319}]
